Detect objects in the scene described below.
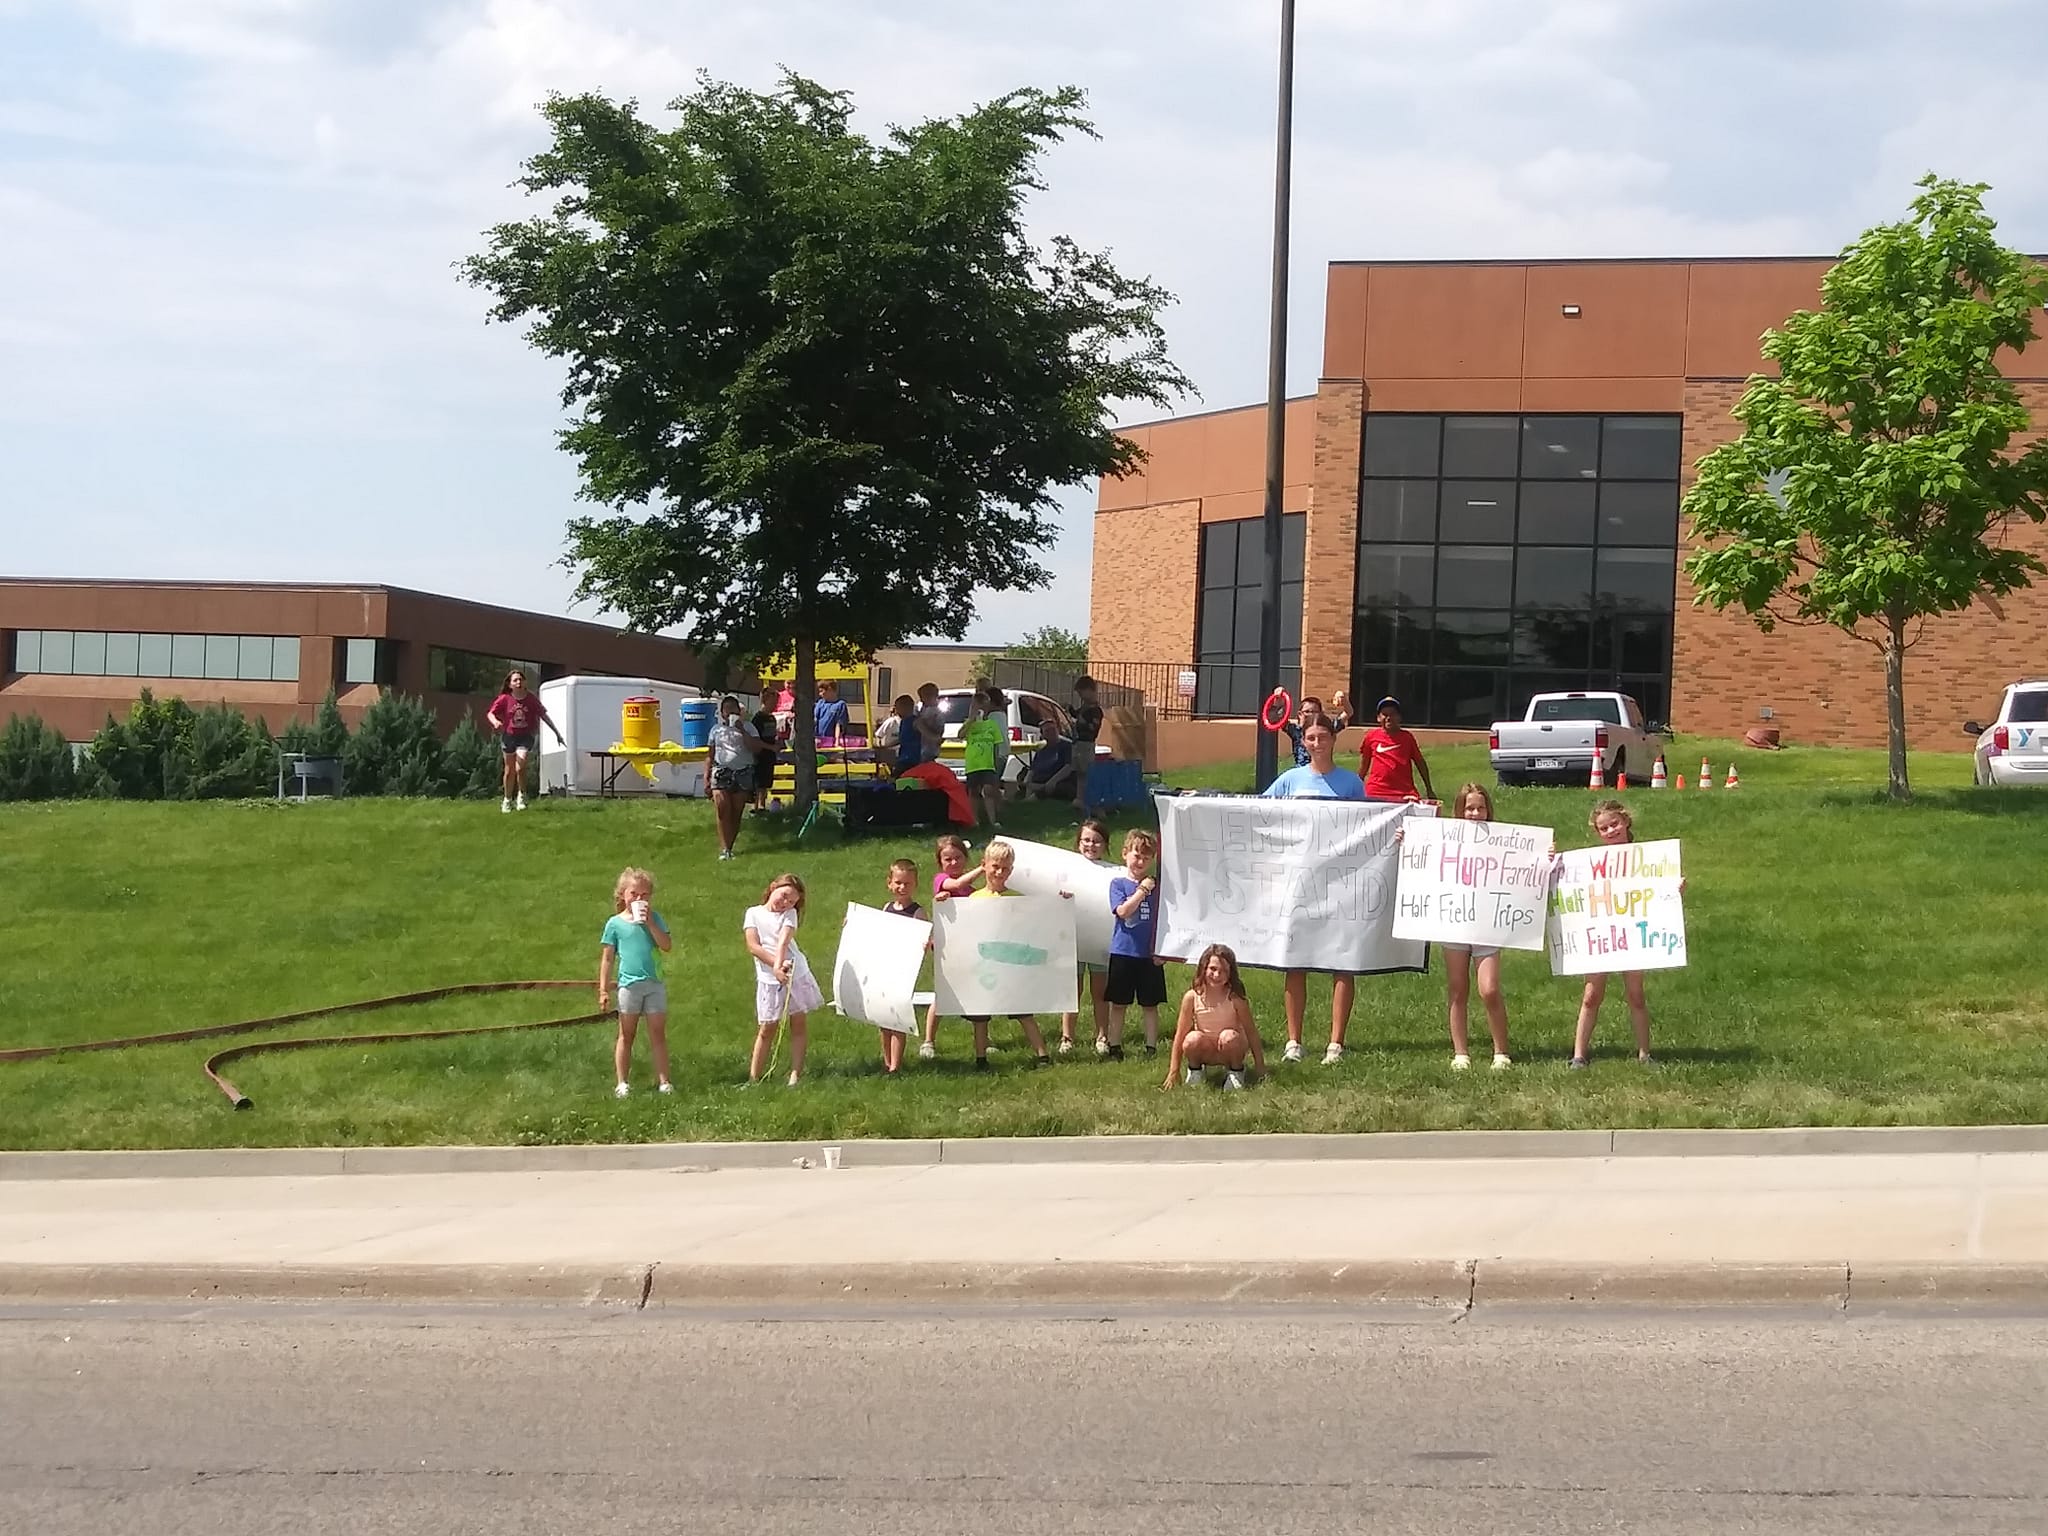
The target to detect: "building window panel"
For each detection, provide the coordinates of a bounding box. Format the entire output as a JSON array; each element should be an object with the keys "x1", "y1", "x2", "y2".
[
  {"x1": 204, "y1": 634, "x2": 240, "y2": 680},
  {"x1": 1359, "y1": 545, "x2": 1435, "y2": 607},
  {"x1": 1190, "y1": 513, "x2": 1306, "y2": 718},
  {"x1": 1363, "y1": 414, "x2": 1441, "y2": 478},
  {"x1": 1362, "y1": 480, "x2": 1437, "y2": 543},
  {"x1": 1431, "y1": 610, "x2": 1512, "y2": 667},
  {"x1": 1279, "y1": 582, "x2": 1304, "y2": 652},
  {"x1": 1201, "y1": 521, "x2": 1238, "y2": 589},
  {"x1": 1433, "y1": 668, "x2": 1507, "y2": 730},
  {"x1": 1198, "y1": 596, "x2": 1235, "y2": 656},
  {"x1": 1353, "y1": 664, "x2": 1430, "y2": 722},
  {"x1": 342, "y1": 637, "x2": 379, "y2": 685},
  {"x1": 1281, "y1": 512, "x2": 1305, "y2": 572},
  {"x1": 105, "y1": 632, "x2": 140, "y2": 676},
  {"x1": 238, "y1": 635, "x2": 274, "y2": 681},
  {"x1": 1355, "y1": 607, "x2": 1433, "y2": 665},
  {"x1": 1596, "y1": 549, "x2": 1678, "y2": 611},
  {"x1": 71, "y1": 631, "x2": 108, "y2": 675},
  {"x1": 1593, "y1": 614, "x2": 1673, "y2": 675},
  {"x1": 1436, "y1": 546, "x2": 1514, "y2": 609},
  {"x1": 1602, "y1": 416, "x2": 1682, "y2": 480},
  {"x1": 41, "y1": 631, "x2": 74, "y2": 674},
  {"x1": 1439, "y1": 482, "x2": 1516, "y2": 543},
  {"x1": 1519, "y1": 481, "x2": 1597, "y2": 544},
  {"x1": 1514, "y1": 612, "x2": 1592, "y2": 670},
  {"x1": 1515, "y1": 547, "x2": 1595, "y2": 609},
  {"x1": 1512, "y1": 672, "x2": 1596, "y2": 715},
  {"x1": 272, "y1": 636, "x2": 300, "y2": 682},
  {"x1": 171, "y1": 634, "x2": 205, "y2": 678},
  {"x1": 1231, "y1": 588, "x2": 1262, "y2": 656},
  {"x1": 1520, "y1": 416, "x2": 1600, "y2": 480},
  {"x1": 1442, "y1": 416, "x2": 1520, "y2": 478},
  {"x1": 13, "y1": 630, "x2": 41, "y2": 673},
  {"x1": 1598, "y1": 482, "x2": 1680, "y2": 546},
  {"x1": 138, "y1": 633, "x2": 173, "y2": 676}
]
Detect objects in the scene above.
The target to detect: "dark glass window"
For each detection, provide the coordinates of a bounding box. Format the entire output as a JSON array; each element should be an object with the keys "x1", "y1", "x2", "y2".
[
  {"x1": 1437, "y1": 546, "x2": 1514, "y2": 609},
  {"x1": 1363, "y1": 415, "x2": 1441, "y2": 478},
  {"x1": 1442, "y1": 416, "x2": 1520, "y2": 478},
  {"x1": 1439, "y1": 482, "x2": 1516, "y2": 543},
  {"x1": 1362, "y1": 480, "x2": 1437, "y2": 542},
  {"x1": 1193, "y1": 512, "x2": 1305, "y2": 718},
  {"x1": 1352, "y1": 413, "x2": 1683, "y2": 728},
  {"x1": 429, "y1": 645, "x2": 541, "y2": 696},
  {"x1": 1520, "y1": 416, "x2": 1599, "y2": 480}
]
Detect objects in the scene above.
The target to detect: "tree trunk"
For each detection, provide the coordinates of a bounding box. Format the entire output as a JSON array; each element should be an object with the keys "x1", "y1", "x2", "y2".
[
  {"x1": 792, "y1": 633, "x2": 818, "y2": 815},
  {"x1": 1883, "y1": 602, "x2": 1911, "y2": 804}
]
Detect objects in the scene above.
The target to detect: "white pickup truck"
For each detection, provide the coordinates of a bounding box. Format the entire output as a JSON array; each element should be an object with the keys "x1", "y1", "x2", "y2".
[
  {"x1": 1489, "y1": 691, "x2": 1667, "y2": 787},
  {"x1": 1965, "y1": 680, "x2": 2048, "y2": 787}
]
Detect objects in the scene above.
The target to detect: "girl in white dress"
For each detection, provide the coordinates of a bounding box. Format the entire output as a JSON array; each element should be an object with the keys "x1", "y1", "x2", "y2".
[{"x1": 744, "y1": 873, "x2": 823, "y2": 1086}]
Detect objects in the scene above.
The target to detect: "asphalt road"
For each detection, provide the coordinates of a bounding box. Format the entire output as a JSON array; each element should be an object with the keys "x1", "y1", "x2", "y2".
[{"x1": 6, "y1": 1302, "x2": 2048, "y2": 1534}]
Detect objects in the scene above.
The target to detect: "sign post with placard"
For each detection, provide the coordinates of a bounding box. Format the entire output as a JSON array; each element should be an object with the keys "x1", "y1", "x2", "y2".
[
  {"x1": 1546, "y1": 839, "x2": 1687, "y2": 975},
  {"x1": 1390, "y1": 817, "x2": 1553, "y2": 952}
]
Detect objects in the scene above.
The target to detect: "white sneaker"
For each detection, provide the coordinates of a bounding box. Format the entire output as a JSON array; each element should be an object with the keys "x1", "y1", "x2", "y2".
[
  {"x1": 501, "y1": 798, "x2": 512, "y2": 814},
  {"x1": 1223, "y1": 1070, "x2": 1246, "y2": 1091},
  {"x1": 1322, "y1": 1043, "x2": 1344, "y2": 1066},
  {"x1": 1183, "y1": 1065, "x2": 1201, "y2": 1086},
  {"x1": 613, "y1": 1082, "x2": 630, "y2": 1098},
  {"x1": 515, "y1": 795, "x2": 527, "y2": 811},
  {"x1": 1283, "y1": 1040, "x2": 1304, "y2": 1064},
  {"x1": 1451, "y1": 1054, "x2": 1471, "y2": 1071},
  {"x1": 786, "y1": 1071, "x2": 800, "y2": 1087},
  {"x1": 657, "y1": 1081, "x2": 674, "y2": 1094},
  {"x1": 1492, "y1": 1053, "x2": 1513, "y2": 1071},
  {"x1": 1058, "y1": 1039, "x2": 1074, "y2": 1055},
  {"x1": 1094, "y1": 1037, "x2": 1110, "y2": 1058},
  {"x1": 918, "y1": 1041, "x2": 936, "y2": 1060}
]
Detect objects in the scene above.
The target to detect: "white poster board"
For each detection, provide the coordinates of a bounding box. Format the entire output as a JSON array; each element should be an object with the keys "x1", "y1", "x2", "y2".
[
  {"x1": 1391, "y1": 817, "x2": 1553, "y2": 952},
  {"x1": 1546, "y1": 838, "x2": 1688, "y2": 975},
  {"x1": 932, "y1": 895, "x2": 1079, "y2": 1015},
  {"x1": 1154, "y1": 796, "x2": 1429, "y2": 974},
  {"x1": 1000, "y1": 837, "x2": 1119, "y2": 967},
  {"x1": 830, "y1": 902, "x2": 933, "y2": 1033}
]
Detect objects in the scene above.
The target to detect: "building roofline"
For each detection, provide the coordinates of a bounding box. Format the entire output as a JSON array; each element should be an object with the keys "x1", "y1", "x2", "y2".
[
  {"x1": 1115, "y1": 393, "x2": 1317, "y2": 431},
  {"x1": 1324, "y1": 255, "x2": 1842, "y2": 270}
]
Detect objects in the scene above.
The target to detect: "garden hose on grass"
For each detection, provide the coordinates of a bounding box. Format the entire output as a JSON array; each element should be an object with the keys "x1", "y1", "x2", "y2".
[{"x1": 0, "y1": 981, "x2": 607, "y2": 1109}]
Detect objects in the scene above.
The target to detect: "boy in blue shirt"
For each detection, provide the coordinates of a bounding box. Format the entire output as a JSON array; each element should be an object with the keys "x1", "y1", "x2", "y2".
[{"x1": 1106, "y1": 828, "x2": 1167, "y2": 1058}]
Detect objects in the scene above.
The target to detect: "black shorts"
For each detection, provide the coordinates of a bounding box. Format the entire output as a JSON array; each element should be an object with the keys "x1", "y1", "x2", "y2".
[
  {"x1": 711, "y1": 765, "x2": 754, "y2": 795},
  {"x1": 1105, "y1": 954, "x2": 1167, "y2": 1008},
  {"x1": 500, "y1": 731, "x2": 536, "y2": 756},
  {"x1": 965, "y1": 769, "x2": 998, "y2": 790}
]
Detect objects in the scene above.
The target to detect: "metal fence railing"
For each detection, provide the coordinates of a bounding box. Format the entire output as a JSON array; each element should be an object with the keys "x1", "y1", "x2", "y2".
[{"x1": 986, "y1": 659, "x2": 1301, "y2": 722}]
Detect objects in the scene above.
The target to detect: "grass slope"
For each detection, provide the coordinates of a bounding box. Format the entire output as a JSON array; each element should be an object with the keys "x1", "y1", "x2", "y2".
[{"x1": 2, "y1": 735, "x2": 2042, "y2": 1150}]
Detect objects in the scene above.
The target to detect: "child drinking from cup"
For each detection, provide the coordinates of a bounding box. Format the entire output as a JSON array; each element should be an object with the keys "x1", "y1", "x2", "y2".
[{"x1": 599, "y1": 867, "x2": 673, "y2": 1097}]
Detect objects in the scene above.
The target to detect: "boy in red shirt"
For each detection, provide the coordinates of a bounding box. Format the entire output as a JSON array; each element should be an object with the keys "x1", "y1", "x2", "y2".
[{"x1": 1360, "y1": 695, "x2": 1436, "y2": 804}]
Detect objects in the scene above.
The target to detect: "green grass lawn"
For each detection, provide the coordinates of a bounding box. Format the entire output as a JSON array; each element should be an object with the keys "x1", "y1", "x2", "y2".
[{"x1": 3, "y1": 733, "x2": 2043, "y2": 1150}]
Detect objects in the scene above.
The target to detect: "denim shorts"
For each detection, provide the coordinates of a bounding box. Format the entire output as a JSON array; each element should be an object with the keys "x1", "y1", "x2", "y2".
[{"x1": 617, "y1": 980, "x2": 668, "y2": 1017}]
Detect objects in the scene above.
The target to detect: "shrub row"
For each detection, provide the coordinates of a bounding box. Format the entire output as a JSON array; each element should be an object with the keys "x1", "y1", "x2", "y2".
[{"x1": 0, "y1": 690, "x2": 516, "y2": 803}]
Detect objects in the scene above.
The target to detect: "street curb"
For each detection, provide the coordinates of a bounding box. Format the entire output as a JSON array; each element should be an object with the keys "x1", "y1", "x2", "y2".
[
  {"x1": 6, "y1": 1123, "x2": 2048, "y2": 1180},
  {"x1": 7, "y1": 1260, "x2": 2048, "y2": 1309}
]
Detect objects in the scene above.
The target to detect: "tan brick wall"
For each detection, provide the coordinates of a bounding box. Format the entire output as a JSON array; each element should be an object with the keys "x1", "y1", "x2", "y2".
[
  {"x1": 1089, "y1": 498, "x2": 1201, "y2": 671},
  {"x1": 1673, "y1": 380, "x2": 2048, "y2": 746},
  {"x1": 1302, "y1": 379, "x2": 1365, "y2": 697}
]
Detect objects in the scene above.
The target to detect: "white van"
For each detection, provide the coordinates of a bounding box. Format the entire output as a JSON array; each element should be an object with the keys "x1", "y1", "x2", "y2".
[{"x1": 537, "y1": 675, "x2": 706, "y2": 798}]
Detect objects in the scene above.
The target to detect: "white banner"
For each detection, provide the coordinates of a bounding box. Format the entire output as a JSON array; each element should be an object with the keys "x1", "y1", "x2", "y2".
[
  {"x1": 1391, "y1": 817, "x2": 1553, "y2": 952},
  {"x1": 1155, "y1": 796, "x2": 1429, "y2": 974},
  {"x1": 932, "y1": 895, "x2": 1080, "y2": 1014},
  {"x1": 1546, "y1": 838, "x2": 1688, "y2": 976},
  {"x1": 1000, "y1": 837, "x2": 1119, "y2": 967},
  {"x1": 830, "y1": 902, "x2": 933, "y2": 1033}
]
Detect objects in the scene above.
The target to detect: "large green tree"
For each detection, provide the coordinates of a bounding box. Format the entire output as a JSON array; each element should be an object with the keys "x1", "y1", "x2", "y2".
[
  {"x1": 464, "y1": 75, "x2": 1186, "y2": 808},
  {"x1": 1683, "y1": 176, "x2": 2048, "y2": 801}
]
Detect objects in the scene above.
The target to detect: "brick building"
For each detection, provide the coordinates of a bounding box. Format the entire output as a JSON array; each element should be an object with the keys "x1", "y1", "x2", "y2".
[
  {"x1": 1092, "y1": 257, "x2": 2048, "y2": 748},
  {"x1": 0, "y1": 580, "x2": 702, "y2": 742}
]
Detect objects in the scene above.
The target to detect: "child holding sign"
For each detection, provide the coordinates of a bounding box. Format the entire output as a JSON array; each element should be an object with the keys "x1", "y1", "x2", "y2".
[
  {"x1": 1395, "y1": 785, "x2": 1526, "y2": 1072},
  {"x1": 1570, "y1": 800, "x2": 1686, "y2": 1069}
]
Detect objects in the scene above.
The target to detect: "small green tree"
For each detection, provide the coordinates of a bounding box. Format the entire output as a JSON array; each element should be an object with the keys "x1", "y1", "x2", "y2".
[
  {"x1": 439, "y1": 712, "x2": 502, "y2": 799},
  {"x1": 87, "y1": 690, "x2": 199, "y2": 800},
  {"x1": 164, "y1": 704, "x2": 275, "y2": 800},
  {"x1": 343, "y1": 693, "x2": 444, "y2": 796},
  {"x1": 1683, "y1": 176, "x2": 2048, "y2": 801},
  {"x1": 0, "y1": 714, "x2": 76, "y2": 800},
  {"x1": 463, "y1": 75, "x2": 1186, "y2": 811}
]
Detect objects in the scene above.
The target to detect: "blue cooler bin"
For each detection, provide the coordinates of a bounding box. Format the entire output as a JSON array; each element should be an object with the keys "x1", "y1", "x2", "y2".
[
  {"x1": 1089, "y1": 757, "x2": 1144, "y2": 809},
  {"x1": 678, "y1": 699, "x2": 717, "y2": 749}
]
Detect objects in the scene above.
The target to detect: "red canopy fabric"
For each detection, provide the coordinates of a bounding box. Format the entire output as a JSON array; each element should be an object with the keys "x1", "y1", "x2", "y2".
[{"x1": 898, "y1": 762, "x2": 974, "y2": 825}]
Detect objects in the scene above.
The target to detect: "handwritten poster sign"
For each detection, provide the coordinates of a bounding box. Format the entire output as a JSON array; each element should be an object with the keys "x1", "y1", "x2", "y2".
[
  {"x1": 1155, "y1": 796, "x2": 1429, "y2": 974},
  {"x1": 1391, "y1": 817, "x2": 1553, "y2": 952},
  {"x1": 1000, "y1": 837, "x2": 1118, "y2": 967},
  {"x1": 932, "y1": 895, "x2": 1079, "y2": 1015},
  {"x1": 1546, "y1": 838, "x2": 1688, "y2": 976},
  {"x1": 830, "y1": 903, "x2": 933, "y2": 1033}
]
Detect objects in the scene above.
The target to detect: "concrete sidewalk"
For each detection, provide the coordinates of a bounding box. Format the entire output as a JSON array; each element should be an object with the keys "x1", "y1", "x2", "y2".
[{"x1": 5, "y1": 1149, "x2": 2048, "y2": 1307}]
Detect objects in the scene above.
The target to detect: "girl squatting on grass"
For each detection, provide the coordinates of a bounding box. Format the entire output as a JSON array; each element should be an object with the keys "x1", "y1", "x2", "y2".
[
  {"x1": 1570, "y1": 798, "x2": 1687, "y2": 1069},
  {"x1": 746, "y1": 873, "x2": 823, "y2": 1086},
  {"x1": 1163, "y1": 943, "x2": 1264, "y2": 1091},
  {"x1": 599, "y1": 867, "x2": 673, "y2": 1097}
]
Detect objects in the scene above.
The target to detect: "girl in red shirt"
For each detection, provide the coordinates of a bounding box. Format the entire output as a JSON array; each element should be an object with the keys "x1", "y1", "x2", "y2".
[
  {"x1": 1360, "y1": 696, "x2": 1436, "y2": 803},
  {"x1": 485, "y1": 669, "x2": 563, "y2": 813}
]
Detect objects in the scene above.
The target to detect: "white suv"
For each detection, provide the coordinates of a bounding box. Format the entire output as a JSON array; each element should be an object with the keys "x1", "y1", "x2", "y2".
[
  {"x1": 935, "y1": 688, "x2": 1073, "y2": 745},
  {"x1": 1966, "y1": 682, "x2": 2048, "y2": 787}
]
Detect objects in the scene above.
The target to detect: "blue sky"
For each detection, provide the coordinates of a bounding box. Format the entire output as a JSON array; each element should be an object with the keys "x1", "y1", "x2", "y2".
[{"x1": 3, "y1": 0, "x2": 2043, "y2": 645}]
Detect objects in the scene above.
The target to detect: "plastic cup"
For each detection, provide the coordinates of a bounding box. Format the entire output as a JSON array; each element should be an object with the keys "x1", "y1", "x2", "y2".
[
  {"x1": 822, "y1": 1146, "x2": 843, "y2": 1170},
  {"x1": 630, "y1": 899, "x2": 649, "y2": 924}
]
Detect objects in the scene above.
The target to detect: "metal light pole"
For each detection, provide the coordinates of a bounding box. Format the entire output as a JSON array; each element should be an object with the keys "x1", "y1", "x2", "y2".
[{"x1": 1253, "y1": 0, "x2": 1296, "y2": 791}]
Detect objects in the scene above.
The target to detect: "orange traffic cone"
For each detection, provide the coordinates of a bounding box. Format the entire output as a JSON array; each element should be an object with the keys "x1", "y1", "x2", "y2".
[
  {"x1": 1650, "y1": 753, "x2": 1668, "y2": 790},
  {"x1": 1589, "y1": 752, "x2": 1605, "y2": 790},
  {"x1": 1676, "y1": 773, "x2": 1687, "y2": 789},
  {"x1": 1616, "y1": 770, "x2": 1629, "y2": 790},
  {"x1": 1724, "y1": 761, "x2": 1739, "y2": 790},
  {"x1": 1698, "y1": 758, "x2": 1712, "y2": 791}
]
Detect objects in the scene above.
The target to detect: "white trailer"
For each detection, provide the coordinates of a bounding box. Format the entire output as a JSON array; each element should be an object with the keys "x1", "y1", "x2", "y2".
[{"x1": 537, "y1": 675, "x2": 706, "y2": 798}]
